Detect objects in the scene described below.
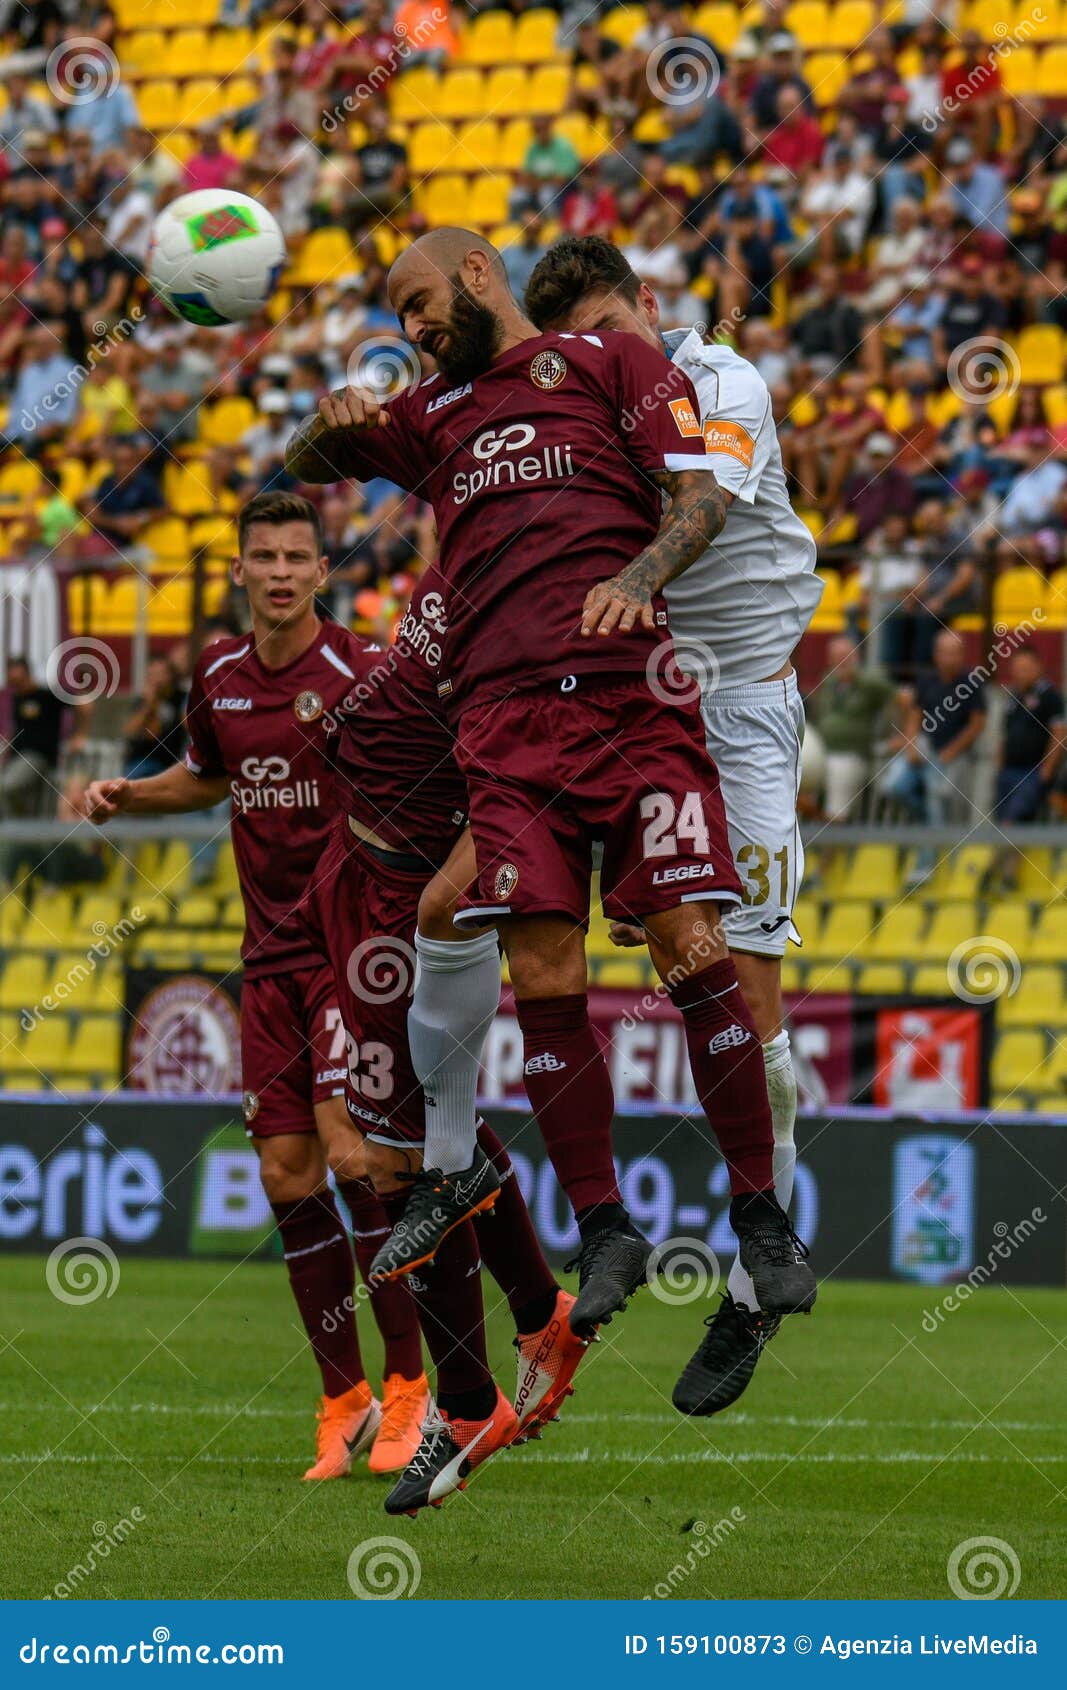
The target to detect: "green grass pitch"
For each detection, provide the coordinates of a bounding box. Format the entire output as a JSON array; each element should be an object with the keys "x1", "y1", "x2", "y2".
[{"x1": 3, "y1": 1256, "x2": 1066, "y2": 1600}]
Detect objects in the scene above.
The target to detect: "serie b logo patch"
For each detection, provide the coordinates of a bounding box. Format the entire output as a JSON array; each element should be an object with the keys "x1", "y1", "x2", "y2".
[
  {"x1": 294, "y1": 690, "x2": 323, "y2": 723},
  {"x1": 494, "y1": 862, "x2": 519, "y2": 900},
  {"x1": 530, "y1": 349, "x2": 567, "y2": 391}
]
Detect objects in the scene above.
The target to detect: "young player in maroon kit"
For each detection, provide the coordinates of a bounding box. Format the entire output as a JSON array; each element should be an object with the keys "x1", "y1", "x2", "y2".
[
  {"x1": 300, "y1": 563, "x2": 589, "y2": 1515},
  {"x1": 286, "y1": 228, "x2": 816, "y2": 1392},
  {"x1": 83, "y1": 492, "x2": 430, "y2": 1483}
]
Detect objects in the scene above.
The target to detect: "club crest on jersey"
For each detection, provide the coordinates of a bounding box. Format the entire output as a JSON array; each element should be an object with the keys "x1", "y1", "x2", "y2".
[
  {"x1": 243, "y1": 1091, "x2": 259, "y2": 1122},
  {"x1": 294, "y1": 690, "x2": 323, "y2": 723},
  {"x1": 529, "y1": 349, "x2": 567, "y2": 391},
  {"x1": 494, "y1": 862, "x2": 519, "y2": 899}
]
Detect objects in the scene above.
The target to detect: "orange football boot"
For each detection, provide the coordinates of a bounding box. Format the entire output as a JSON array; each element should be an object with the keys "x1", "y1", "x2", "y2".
[
  {"x1": 368, "y1": 1372, "x2": 431, "y2": 1475},
  {"x1": 302, "y1": 1381, "x2": 381, "y2": 1481},
  {"x1": 512, "y1": 1288, "x2": 590, "y2": 1440}
]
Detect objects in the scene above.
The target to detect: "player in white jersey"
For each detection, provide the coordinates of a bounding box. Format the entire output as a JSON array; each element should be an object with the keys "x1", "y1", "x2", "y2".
[{"x1": 523, "y1": 234, "x2": 823, "y2": 1414}]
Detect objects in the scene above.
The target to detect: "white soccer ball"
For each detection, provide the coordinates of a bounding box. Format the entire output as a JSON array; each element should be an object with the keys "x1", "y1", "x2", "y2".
[{"x1": 146, "y1": 190, "x2": 287, "y2": 327}]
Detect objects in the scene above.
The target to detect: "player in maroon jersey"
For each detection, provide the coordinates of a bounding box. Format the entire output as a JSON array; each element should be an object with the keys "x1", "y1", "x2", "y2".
[
  {"x1": 83, "y1": 491, "x2": 430, "y2": 1483},
  {"x1": 286, "y1": 228, "x2": 817, "y2": 1376},
  {"x1": 299, "y1": 564, "x2": 590, "y2": 1515}
]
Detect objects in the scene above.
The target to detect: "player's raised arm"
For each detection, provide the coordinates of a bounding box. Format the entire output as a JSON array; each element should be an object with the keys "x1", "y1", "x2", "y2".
[
  {"x1": 83, "y1": 763, "x2": 229, "y2": 821},
  {"x1": 581, "y1": 467, "x2": 731, "y2": 638},
  {"x1": 286, "y1": 385, "x2": 422, "y2": 488}
]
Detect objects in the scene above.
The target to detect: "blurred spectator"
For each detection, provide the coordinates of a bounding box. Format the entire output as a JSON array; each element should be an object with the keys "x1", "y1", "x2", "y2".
[
  {"x1": 80, "y1": 436, "x2": 164, "y2": 548},
  {"x1": 831, "y1": 432, "x2": 917, "y2": 542},
  {"x1": 1, "y1": 655, "x2": 88, "y2": 818},
  {"x1": 0, "y1": 73, "x2": 57, "y2": 164},
  {"x1": 854, "y1": 511, "x2": 925, "y2": 677},
  {"x1": 994, "y1": 647, "x2": 1066, "y2": 824},
  {"x1": 137, "y1": 336, "x2": 209, "y2": 447},
  {"x1": 394, "y1": 0, "x2": 457, "y2": 69},
  {"x1": 1, "y1": 324, "x2": 79, "y2": 453},
  {"x1": 945, "y1": 136, "x2": 1008, "y2": 238},
  {"x1": 242, "y1": 390, "x2": 297, "y2": 479},
  {"x1": 183, "y1": 123, "x2": 243, "y2": 193},
  {"x1": 122, "y1": 653, "x2": 188, "y2": 779},
  {"x1": 807, "y1": 636, "x2": 894, "y2": 821},
  {"x1": 513, "y1": 115, "x2": 581, "y2": 217},
  {"x1": 762, "y1": 84, "x2": 824, "y2": 179},
  {"x1": 503, "y1": 218, "x2": 547, "y2": 300},
  {"x1": 351, "y1": 103, "x2": 408, "y2": 221},
  {"x1": 800, "y1": 144, "x2": 875, "y2": 263},
  {"x1": 62, "y1": 47, "x2": 141, "y2": 151}
]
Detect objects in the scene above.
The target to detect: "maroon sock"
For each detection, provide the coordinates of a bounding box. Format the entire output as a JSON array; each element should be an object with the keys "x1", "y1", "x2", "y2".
[
  {"x1": 515, "y1": 993, "x2": 621, "y2": 1213},
  {"x1": 669, "y1": 959, "x2": 774, "y2": 1195},
  {"x1": 338, "y1": 1177, "x2": 424, "y2": 1383},
  {"x1": 271, "y1": 1191, "x2": 365, "y2": 1399},
  {"x1": 379, "y1": 1192, "x2": 493, "y2": 1406},
  {"x1": 474, "y1": 1120, "x2": 558, "y2": 1330}
]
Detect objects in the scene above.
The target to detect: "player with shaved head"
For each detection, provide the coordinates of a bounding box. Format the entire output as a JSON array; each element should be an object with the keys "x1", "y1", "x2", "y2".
[{"x1": 287, "y1": 229, "x2": 817, "y2": 1458}]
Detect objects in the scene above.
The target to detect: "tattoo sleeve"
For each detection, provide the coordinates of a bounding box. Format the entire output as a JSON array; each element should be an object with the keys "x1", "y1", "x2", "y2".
[
  {"x1": 613, "y1": 470, "x2": 731, "y2": 605},
  {"x1": 284, "y1": 412, "x2": 371, "y2": 483}
]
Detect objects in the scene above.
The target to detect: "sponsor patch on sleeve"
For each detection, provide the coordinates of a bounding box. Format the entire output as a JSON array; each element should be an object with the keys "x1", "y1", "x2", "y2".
[
  {"x1": 668, "y1": 396, "x2": 701, "y2": 437},
  {"x1": 703, "y1": 419, "x2": 755, "y2": 467}
]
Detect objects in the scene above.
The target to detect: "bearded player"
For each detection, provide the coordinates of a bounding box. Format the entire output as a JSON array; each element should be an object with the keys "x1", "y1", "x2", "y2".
[
  {"x1": 298, "y1": 565, "x2": 588, "y2": 1516},
  {"x1": 83, "y1": 491, "x2": 429, "y2": 1482},
  {"x1": 523, "y1": 234, "x2": 824, "y2": 1417},
  {"x1": 286, "y1": 228, "x2": 817, "y2": 1410}
]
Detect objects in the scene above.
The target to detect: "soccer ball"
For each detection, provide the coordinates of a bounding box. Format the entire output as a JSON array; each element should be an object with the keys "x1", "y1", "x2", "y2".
[{"x1": 146, "y1": 190, "x2": 286, "y2": 327}]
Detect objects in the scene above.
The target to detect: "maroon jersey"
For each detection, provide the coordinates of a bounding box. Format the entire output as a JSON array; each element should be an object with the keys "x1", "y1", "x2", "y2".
[
  {"x1": 184, "y1": 621, "x2": 374, "y2": 978},
  {"x1": 330, "y1": 565, "x2": 468, "y2": 864},
  {"x1": 324, "y1": 330, "x2": 709, "y2": 712}
]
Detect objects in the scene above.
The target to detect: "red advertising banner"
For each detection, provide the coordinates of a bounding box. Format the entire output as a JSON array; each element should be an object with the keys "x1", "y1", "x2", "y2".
[{"x1": 872, "y1": 1005, "x2": 986, "y2": 1113}]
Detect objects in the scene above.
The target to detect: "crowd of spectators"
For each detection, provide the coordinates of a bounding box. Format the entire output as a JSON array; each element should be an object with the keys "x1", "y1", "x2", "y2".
[{"x1": 3, "y1": 0, "x2": 1067, "y2": 828}]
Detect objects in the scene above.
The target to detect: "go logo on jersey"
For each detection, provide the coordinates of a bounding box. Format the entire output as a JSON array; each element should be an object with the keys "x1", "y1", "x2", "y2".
[
  {"x1": 452, "y1": 423, "x2": 576, "y2": 506},
  {"x1": 231, "y1": 753, "x2": 321, "y2": 814}
]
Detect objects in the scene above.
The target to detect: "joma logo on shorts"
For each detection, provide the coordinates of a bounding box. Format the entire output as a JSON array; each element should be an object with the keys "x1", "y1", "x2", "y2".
[{"x1": 651, "y1": 862, "x2": 718, "y2": 885}]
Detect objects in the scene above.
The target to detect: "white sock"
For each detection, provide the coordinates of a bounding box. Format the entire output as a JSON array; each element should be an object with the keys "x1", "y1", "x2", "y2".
[
  {"x1": 727, "y1": 1029, "x2": 798, "y2": 1311},
  {"x1": 408, "y1": 929, "x2": 500, "y2": 1175}
]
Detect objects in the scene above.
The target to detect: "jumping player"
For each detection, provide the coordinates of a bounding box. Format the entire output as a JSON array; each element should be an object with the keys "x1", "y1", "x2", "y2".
[
  {"x1": 299, "y1": 563, "x2": 589, "y2": 1516},
  {"x1": 523, "y1": 235, "x2": 824, "y2": 1416},
  {"x1": 83, "y1": 491, "x2": 429, "y2": 1482},
  {"x1": 285, "y1": 228, "x2": 817, "y2": 1405}
]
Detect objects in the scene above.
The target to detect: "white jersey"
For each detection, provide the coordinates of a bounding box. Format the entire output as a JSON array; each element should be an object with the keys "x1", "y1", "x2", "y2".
[{"x1": 662, "y1": 327, "x2": 822, "y2": 687}]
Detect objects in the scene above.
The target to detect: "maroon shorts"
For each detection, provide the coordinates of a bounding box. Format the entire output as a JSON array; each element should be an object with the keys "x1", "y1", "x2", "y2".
[
  {"x1": 453, "y1": 678, "x2": 742, "y2": 928},
  {"x1": 301, "y1": 816, "x2": 428, "y2": 1147},
  {"x1": 240, "y1": 964, "x2": 346, "y2": 1138}
]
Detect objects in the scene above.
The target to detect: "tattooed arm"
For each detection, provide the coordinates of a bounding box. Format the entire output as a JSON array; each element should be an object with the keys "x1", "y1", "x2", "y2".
[
  {"x1": 581, "y1": 470, "x2": 734, "y2": 638},
  {"x1": 284, "y1": 387, "x2": 392, "y2": 483}
]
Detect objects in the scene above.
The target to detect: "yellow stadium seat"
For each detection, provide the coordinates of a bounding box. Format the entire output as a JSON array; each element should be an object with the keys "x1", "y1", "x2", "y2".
[
  {"x1": 964, "y1": 0, "x2": 1012, "y2": 35},
  {"x1": 1015, "y1": 323, "x2": 1065, "y2": 384},
  {"x1": 993, "y1": 565, "x2": 1047, "y2": 627},
  {"x1": 841, "y1": 843, "x2": 900, "y2": 900},
  {"x1": 1043, "y1": 383, "x2": 1067, "y2": 427},
  {"x1": 467, "y1": 173, "x2": 512, "y2": 226},
  {"x1": 190, "y1": 515, "x2": 236, "y2": 555},
  {"x1": 908, "y1": 965, "x2": 951, "y2": 996},
  {"x1": 67, "y1": 1016, "x2": 122, "y2": 1079},
  {"x1": 409, "y1": 121, "x2": 459, "y2": 174},
  {"x1": 600, "y1": 6, "x2": 648, "y2": 46},
  {"x1": 524, "y1": 63, "x2": 572, "y2": 114},
  {"x1": 633, "y1": 108, "x2": 671, "y2": 144},
  {"x1": 1038, "y1": 44, "x2": 1067, "y2": 95},
  {"x1": 0, "y1": 458, "x2": 43, "y2": 501},
  {"x1": 992, "y1": 1030, "x2": 1047, "y2": 1097},
  {"x1": 462, "y1": 10, "x2": 515, "y2": 65},
  {"x1": 293, "y1": 226, "x2": 355, "y2": 285},
  {"x1": 499, "y1": 117, "x2": 533, "y2": 167},
  {"x1": 122, "y1": 29, "x2": 166, "y2": 77},
  {"x1": 1024, "y1": 0, "x2": 1062, "y2": 40},
  {"x1": 784, "y1": 2, "x2": 831, "y2": 46},
  {"x1": 855, "y1": 963, "x2": 907, "y2": 994},
  {"x1": 1001, "y1": 44, "x2": 1036, "y2": 95},
  {"x1": 147, "y1": 577, "x2": 193, "y2": 636},
  {"x1": 514, "y1": 9, "x2": 565, "y2": 62},
  {"x1": 418, "y1": 173, "x2": 469, "y2": 225},
  {"x1": 159, "y1": 27, "x2": 210, "y2": 78},
  {"x1": 439, "y1": 67, "x2": 487, "y2": 121},
  {"x1": 163, "y1": 461, "x2": 213, "y2": 516},
  {"x1": 137, "y1": 78, "x2": 179, "y2": 129},
  {"x1": 199, "y1": 395, "x2": 256, "y2": 446},
  {"x1": 455, "y1": 119, "x2": 501, "y2": 170},
  {"x1": 806, "y1": 900, "x2": 877, "y2": 960},
  {"x1": 924, "y1": 902, "x2": 981, "y2": 959},
  {"x1": 803, "y1": 962, "x2": 854, "y2": 993},
  {"x1": 0, "y1": 955, "x2": 48, "y2": 1012},
  {"x1": 826, "y1": 0, "x2": 875, "y2": 45},
  {"x1": 176, "y1": 78, "x2": 227, "y2": 125},
  {"x1": 1028, "y1": 905, "x2": 1067, "y2": 961},
  {"x1": 78, "y1": 893, "x2": 124, "y2": 934},
  {"x1": 97, "y1": 576, "x2": 140, "y2": 637},
  {"x1": 810, "y1": 568, "x2": 844, "y2": 632},
  {"x1": 805, "y1": 52, "x2": 848, "y2": 105},
  {"x1": 141, "y1": 517, "x2": 189, "y2": 563},
  {"x1": 868, "y1": 903, "x2": 927, "y2": 961},
  {"x1": 999, "y1": 966, "x2": 1067, "y2": 1028},
  {"x1": 693, "y1": 4, "x2": 744, "y2": 49},
  {"x1": 1046, "y1": 566, "x2": 1067, "y2": 629},
  {"x1": 205, "y1": 25, "x2": 255, "y2": 77}
]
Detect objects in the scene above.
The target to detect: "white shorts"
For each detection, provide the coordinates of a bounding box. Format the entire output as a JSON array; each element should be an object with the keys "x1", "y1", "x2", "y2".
[{"x1": 700, "y1": 671, "x2": 805, "y2": 960}]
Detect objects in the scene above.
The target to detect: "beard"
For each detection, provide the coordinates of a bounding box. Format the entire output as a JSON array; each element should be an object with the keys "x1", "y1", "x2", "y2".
[{"x1": 432, "y1": 278, "x2": 502, "y2": 383}]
